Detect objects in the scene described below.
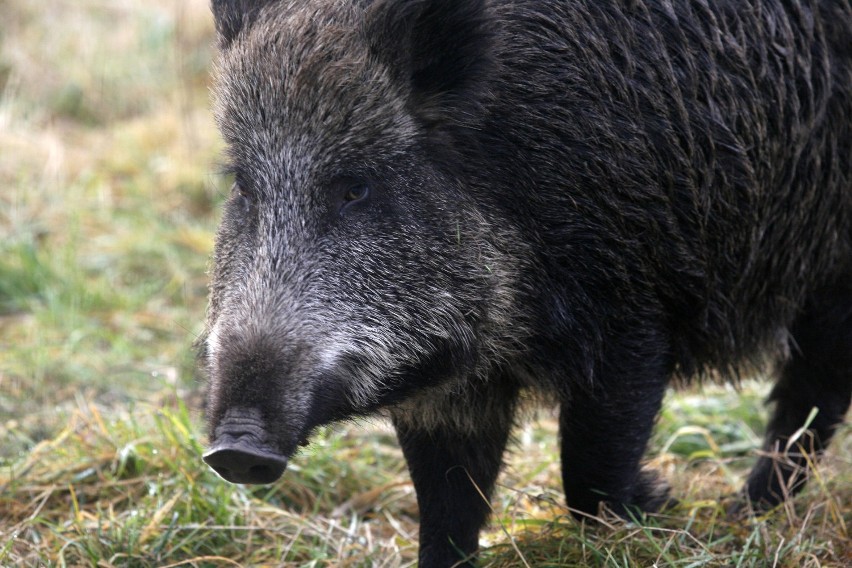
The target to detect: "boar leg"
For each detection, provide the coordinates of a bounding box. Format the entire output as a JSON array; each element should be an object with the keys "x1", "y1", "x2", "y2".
[
  {"x1": 745, "y1": 282, "x2": 852, "y2": 508},
  {"x1": 560, "y1": 334, "x2": 672, "y2": 519},
  {"x1": 393, "y1": 381, "x2": 518, "y2": 568}
]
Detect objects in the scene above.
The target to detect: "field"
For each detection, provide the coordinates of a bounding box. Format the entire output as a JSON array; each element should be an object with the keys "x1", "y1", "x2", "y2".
[{"x1": 1, "y1": 1, "x2": 849, "y2": 566}]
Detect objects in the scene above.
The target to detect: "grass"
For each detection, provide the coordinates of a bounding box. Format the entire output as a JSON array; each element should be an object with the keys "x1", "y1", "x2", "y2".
[{"x1": 0, "y1": 1, "x2": 850, "y2": 566}]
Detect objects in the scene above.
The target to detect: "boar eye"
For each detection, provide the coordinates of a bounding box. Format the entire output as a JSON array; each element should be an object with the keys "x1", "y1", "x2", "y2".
[
  {"x1": 343, "y1": 183, "x2": 369, "y2": 203},
  {"x1": 334, "y1": 177, "x2": 372, "y2": 216},
  {"x1": 231, "y1": 183, "x2": 254, "y2": 212}
]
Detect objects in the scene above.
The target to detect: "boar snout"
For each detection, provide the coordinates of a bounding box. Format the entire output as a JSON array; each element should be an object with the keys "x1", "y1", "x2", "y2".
[
  {"x1": 203, "y1": 444, "x2": 287, "y2": 484},
  {"x1": 203, "y1": 409, "x2": 288, "y2": 484}
]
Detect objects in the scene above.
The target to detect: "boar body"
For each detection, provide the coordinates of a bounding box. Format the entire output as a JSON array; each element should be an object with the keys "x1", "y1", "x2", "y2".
[{"x1": 202, "y1": 0, "x2": 852, "y2": 565}]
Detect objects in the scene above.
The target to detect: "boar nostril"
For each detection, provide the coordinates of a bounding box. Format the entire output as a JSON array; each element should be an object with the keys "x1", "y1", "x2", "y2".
[{"x1": 203, "y1": 445, "x2": 288, "y2": 485}]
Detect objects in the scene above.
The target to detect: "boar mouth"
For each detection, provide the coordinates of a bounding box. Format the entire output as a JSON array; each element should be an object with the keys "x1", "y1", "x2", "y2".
[{"x1": 203, "y1": 441, "x2": 289, "y2": 484}]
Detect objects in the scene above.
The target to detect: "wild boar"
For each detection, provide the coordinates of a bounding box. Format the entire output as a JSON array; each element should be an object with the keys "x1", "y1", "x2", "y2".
[{"x1": 200, "y1": 0, "x2": 851, "y2": 565}]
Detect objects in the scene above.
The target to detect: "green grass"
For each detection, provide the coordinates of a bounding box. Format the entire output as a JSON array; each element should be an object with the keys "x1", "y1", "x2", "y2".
[{"x1": 1, "y1": 1, "x2": 850, "y2": 566}]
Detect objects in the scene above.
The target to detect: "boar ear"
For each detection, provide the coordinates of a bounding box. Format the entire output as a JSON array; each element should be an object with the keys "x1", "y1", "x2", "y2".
[
  {"x1": 211, "y1": 0, "x2": 277, "y2": 48},
  {"x1": 366, "y1": 0, "x2": 494, "y2": 125}
]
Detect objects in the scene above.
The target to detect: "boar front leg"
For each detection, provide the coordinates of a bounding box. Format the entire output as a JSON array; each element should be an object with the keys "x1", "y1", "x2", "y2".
[
  {"x1": 392, "y1": 380, "x2": 518, "y2": 568},
  {"x1": 560, "y1": 328, "x2": 673, "y2": 519}
]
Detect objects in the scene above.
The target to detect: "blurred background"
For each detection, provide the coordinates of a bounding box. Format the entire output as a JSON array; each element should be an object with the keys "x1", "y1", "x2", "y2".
[
  {"x1": 0, "y1": 1, "x2": 849, "y2": 566},
  {"x1": 1, "y1": 0, "x2": 217, "y2": 464}
]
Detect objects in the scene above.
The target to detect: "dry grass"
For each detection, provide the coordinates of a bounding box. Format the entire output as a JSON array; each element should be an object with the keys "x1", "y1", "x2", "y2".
[{"x1": 1, "y1": 1, "x2": 850, "y2": 566}]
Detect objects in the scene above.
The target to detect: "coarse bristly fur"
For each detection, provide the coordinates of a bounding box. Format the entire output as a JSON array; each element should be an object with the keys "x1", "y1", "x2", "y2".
[{"x1": 198, "y1": 1, "x2": 852, "y2": 566}]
